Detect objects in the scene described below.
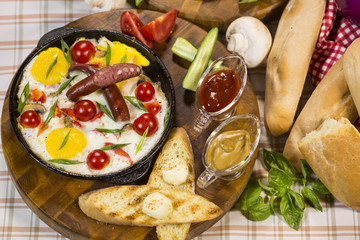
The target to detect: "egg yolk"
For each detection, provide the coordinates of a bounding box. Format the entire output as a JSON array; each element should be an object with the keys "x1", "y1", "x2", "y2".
[
  {"x1": 46, "y1": 128, "x2": 87, "y2": 159},
  {"x1": 90, "y1": 41, "x2": 150, "y2": 67},
  {"x1": 30, "y1": 47, "x2": 69, "y2": 85}
]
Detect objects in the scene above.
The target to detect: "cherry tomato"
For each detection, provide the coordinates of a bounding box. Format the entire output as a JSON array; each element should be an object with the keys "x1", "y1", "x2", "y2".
[
  {"x1": 73, "y1": 100, "x2": 97, "y2": 122},
  {"x1": 120, "y1": 11, "x2": 153, "y2": 49},
  {"x1": 133, "y1": 113, "x2": 158, "y2": 137},
  {"x1": 135, "y1": 82, "x2": 155, "y2": 102},
  {"x1": 87, "y1": 150, "x2": 110, "y2": 170},
  {"x1": 71, "y1": 40, "x2": 95, "y2": 64},
  {"x1": 20, "y1": 110, "x2": 41, "y2": 128},
  {"x1": 144, "y1": 101, "x2": 161, "y2": 115},
  {"x1": 140, "y1": 9, "x2": 177, "y2": 43}
]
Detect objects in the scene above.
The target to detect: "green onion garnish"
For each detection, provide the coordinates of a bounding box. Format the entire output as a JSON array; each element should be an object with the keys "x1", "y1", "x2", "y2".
[
  {"x1": 53, "y1": 75, "x2": 77, "y2": 97},
  {"x1": 17, "y1": 82, "x2": 30, "y2": 114},
  {"x1": 96, "y1": 101, "x2": 115, "y2": 121},
  {"x1": 124, "y1": 96, "x2": 147, "y2": 112},
  {"x1": 106, "y1": 42, "x2": 111, "y2": 66},
  {"x1": 58, "y1": 130, "x2": 71, "y2": 150},
  {"x1": 48, "y1": 159, "x2": 82, "y2": 165},
  {"x1": 60, "y1": 38, "x2": 72, "y2": 65},
  {"x1": 46, "y1": 56, "x2": 58, "y2": 79},
  {"x1": 136, "y1": 127, "x2": 148, "y2": 155},
  {"x1": 97, "y1": 143, "x2": 130, "y2": 151},
  {"x1": 120, "y1": 54, "x2": 127, "y2": 63},
  {"x1": 42, "y1": 99, "x2": 58, "y2": 129},
  {"x1": 95, "y1": 128, "x2": 125, "y2": 134}
]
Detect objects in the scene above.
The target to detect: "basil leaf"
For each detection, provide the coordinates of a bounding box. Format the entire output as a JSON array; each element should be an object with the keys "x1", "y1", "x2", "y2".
[
  {"x1": 60, "y1": 38, "x2": 72, "y2": 65},
  {"x1": 58, "y1": 129, "x2": 71, "y2": 150},
  {"x1": 136, "y1": 127, "x2": 148, "y2": 155},
  {"x1": 46, "y1": 56, "x2": 58, "y2": 79},
  {"x1": 17, "y1": 82, "x2": 30, "y2": 114},
  {"x1": 48, "y1": 159, "x2": 82, "y2": 165},
  {"x1": 95, "y1": 128, "x2": 124, "y2": 134},
  {"x1": 42, "y1": 99, "x2": 58, "y2": 129},
  {"x1": 268, "y1": 168, "x2": 293, "y2": 191},
  {"x1": 120, "y1": 54, "x2": 127, "y2": 63},
  {"x1": 53, "y1": 75, "x2": 77, "y2": 97},
  {"x1": 311, "y1": 179, "x2": 331, "y2": 195},
  {"x1": 280, "y1": 193, "x2": 303, "y2": 230},
  {"x1": 263, "y1": 149, "x2": 296, "y2": 178},
  {"x1": 258, "y1": 179, "x2": 276, "y2": 193},
  {"x1": 239, "y1": 178, "x2": 262, "y2": 212},
  {"x1": 124, "y1": 96, "x2": 147, "y2": 112},
  {"x1": 300, "y1": 159, "x2": 312, "y2": 185},
  {"x1": 247, "y1": 200, "x2": 272, "y2": 221},
  {"x1": 96, "y1": 101, "x2": 115, "y2": 121},
  {"x1": 288, "y1": 189, "x2": 305, "y2": 210},
  {"x1": 106, "y1": 42, "x2": 111, "y2": 66},
  {"x1": 98, "y1": 143, "x2": 130, "y2": 151},
  {"x1": 302, "y1": 187, "x2": 322, "y2": 211}
]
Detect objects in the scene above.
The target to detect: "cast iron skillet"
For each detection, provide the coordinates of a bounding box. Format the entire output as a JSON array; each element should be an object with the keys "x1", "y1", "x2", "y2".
[{"x1": 8, "y1": 27, "x2": 175, "y2": 184}]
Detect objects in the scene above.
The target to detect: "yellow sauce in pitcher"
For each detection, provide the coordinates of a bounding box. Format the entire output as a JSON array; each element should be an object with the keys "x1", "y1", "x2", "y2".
[{"x1": 206, "y1": 130, "x2": 251, "y2": 171}]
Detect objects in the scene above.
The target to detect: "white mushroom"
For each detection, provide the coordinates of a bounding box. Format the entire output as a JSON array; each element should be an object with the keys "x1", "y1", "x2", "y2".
[
  {"x1": 84, "y1": 0, "x2": 127, "y2": 13},
  {"x1": 226, "y1": 16, "x2": 272, "y2": 68}
]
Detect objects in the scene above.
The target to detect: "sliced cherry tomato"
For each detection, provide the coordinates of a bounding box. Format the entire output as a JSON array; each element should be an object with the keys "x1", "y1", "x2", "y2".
[
  {"x1": 89, "y1": 111, "x2": 104, "y2": 122},
  {"x1": 73, "y1": 100, "x2": 97, "y2": 122},
  {"x1": 20, "y1": 110, "x2": 41, "y2": 128},
  {"x1": 133, "y1": 113, "x2": 158, "y2": 137},
  {"x1": 144, "y1": 101, "x2": 161, "y2": 115},
  {"x1": 55, "y1": 106, "x2": 62, "y2": 118},
  {"x1": 87, "y1": 150, "x2": 110, "y2": 170},
  {"x1": 140, "y1": 9, "x2": 177, "y2": 43},
  {"x1": 120, "y1": 11, "x2": 153, "y2": 49},
  {"x1": 135, "y1": 82, "x2": 155, "y2": 102},
  {"x1": 60, "y1": 108, "x2": 75, "y2": 119},
  {"x1": 104, "y1": 142, "x2": 133, "y2": 165},
  {"x1": 37, "y1": 120, "x2": 49, "y2": 137},
  {"x1": 71, "y1": 40, "x2": 95, "y2": 64}
]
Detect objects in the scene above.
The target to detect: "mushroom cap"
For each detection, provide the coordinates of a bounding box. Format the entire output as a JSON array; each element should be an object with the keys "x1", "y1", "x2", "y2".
[{"x1": 226, "y1": 16, "x2": 272, "y2": 68}]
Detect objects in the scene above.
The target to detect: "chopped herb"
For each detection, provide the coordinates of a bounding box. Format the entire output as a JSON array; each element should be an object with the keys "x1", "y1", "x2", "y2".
[
  {"x1": 136, "y1": 127, "x2": 148, "y2": 155},
  {"x1": 17, "y1": 82, "x2": 30, "y2": 114},
  {"x1": 124, "y1": 96, "x2": 147, "y2": 112},
  {"x1": 95, "y1": 128, "x2": 125, "y2": 134},
  {"x1": 53, "y1": 75, "x2": 77, "y2": 97},
  {"x1": 42, "y1": 99, "x2": 58, "y2": 129},
  {"x1": 239, "y1": 0, "x2": 257, "y2": 3},
  {"x1": 98, "y1": 143, "x2": 130, "y2": 151},
  {"x1": 120, "y1": 54, "x2": 127, "y2": 63},
  {"x1": 106, "y1": 42, "x2": 111, "y2": 66},
  {"x1": 135, "y1": 0, "x2": 143, "y2": 6},
  {"x1": 58, "y1": 129, "x2": 71, "y2": 150},
  {"x1": 48, "y1": 159, "x2": 82, "y2": 165},
  {"x1": 60, "y1": 38, "x2": 72, "y2": 65},
  {"x1": 164, "y1": 107, "x2": 171, "y2": 127},
  {"x1": 96, "y1": 101, "x2": 115, "y2": 121},
  {"x1": 46, "y1": 56, "x2": 58, "y2": 79}
]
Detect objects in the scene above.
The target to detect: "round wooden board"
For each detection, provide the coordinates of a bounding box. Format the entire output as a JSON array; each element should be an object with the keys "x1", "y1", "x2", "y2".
[{"x1": 2, "y1": 9, "x2": 259, "y2": 240}]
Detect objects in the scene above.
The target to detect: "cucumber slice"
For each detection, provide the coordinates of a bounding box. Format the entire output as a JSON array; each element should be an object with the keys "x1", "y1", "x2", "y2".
[
  {"x1": 171, "y1": 37, "x2": 198, "y2": 62},
  {"x1": 181, "y1": 27, "x2": 218, "y2": 91}
]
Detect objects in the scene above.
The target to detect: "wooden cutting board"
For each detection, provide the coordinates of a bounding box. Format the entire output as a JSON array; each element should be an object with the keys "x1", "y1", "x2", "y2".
[
  {"x1": 135, "y1": 0, "x2": 287, "y2": 32},
  {"x1": 2, "y1": 9, "x2": 259, "y2": 240}
]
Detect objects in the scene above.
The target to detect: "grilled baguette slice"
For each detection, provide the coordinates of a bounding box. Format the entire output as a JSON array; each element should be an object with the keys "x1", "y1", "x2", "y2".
[
  {"x1": 147, "y1": 128, "x2": 195, "y2": 240},
  {"x1": 78, "y1": 185, "x2": 222, "y2": 226}
]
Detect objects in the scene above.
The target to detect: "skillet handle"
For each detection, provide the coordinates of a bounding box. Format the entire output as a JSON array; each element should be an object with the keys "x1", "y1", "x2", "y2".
[{"x1": 37, "y1": 27, "x2": 79, "y2": 48}]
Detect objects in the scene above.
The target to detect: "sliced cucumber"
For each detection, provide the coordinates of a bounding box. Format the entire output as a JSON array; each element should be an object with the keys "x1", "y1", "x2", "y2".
[
  {"x1": 181, "y1": 27, "x2": 218, "y2": 91},
  {"x1": 171, "y1": 37, "x2": 198, "y2": 62}
]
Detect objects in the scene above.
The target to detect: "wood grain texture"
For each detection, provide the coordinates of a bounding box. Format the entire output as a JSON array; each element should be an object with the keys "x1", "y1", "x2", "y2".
[
  {"x1": 134, "y1": 0, "x2": 287, "y2": 32},
  {"x1": 2, "y1": 9, "x2": 259, "y2": 240}
]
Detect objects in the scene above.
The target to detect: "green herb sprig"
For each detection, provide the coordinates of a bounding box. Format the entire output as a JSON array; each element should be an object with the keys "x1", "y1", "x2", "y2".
[
  {"x1": 136, "y1": 127, "x2": 148, "y2": 155},
  {"x1": 106, "y1": 42, "x2": 111, "y2": 66},
  {"x1": 95, "y1": 128, "x2": 124, "y2": 134},
  {"x1": 96, "y1": 101, "x2": 115, "y2": 121},
  {"x1": 124, "y1": 96, "x2": 147, "y2": 112},
  {"x1": 97, "y1": 143, "x2": 130, "y2": 151},
  {"x1": 17, "y1": 82, "x2": 30, "y2": 114},
  {"x1": 60, "y1": 38, "x2": 72, "y2": 65},
  {"x1": 46, "y1": 57, "x2": 58, "y2": 79},
  {"x1": 58, "y1": 130, "x2": 71, "y2": 150},
  {"x1": 53, "y1": 75, "x2": 77, "y2": 97},
  {"x1": 238, "y1": 149, "x2": 330, "y2": 230},
  {"x1": 42, "y1": 99, "x2": 58, "y2": 129},
  {"x1": 120, "y1": 54, "x2": 127, "y2": 63},
  {"x1": 48, "y1": 159, "x2": 82, "y2": 165}
]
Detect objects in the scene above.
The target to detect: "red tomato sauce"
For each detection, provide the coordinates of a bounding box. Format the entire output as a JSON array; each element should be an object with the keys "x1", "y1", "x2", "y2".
[{"x1": 199, "y1": 69, "x2": 240, "y2": 113}]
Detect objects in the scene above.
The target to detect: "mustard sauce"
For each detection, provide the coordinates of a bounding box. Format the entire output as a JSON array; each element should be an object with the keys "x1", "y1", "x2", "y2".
[{"x1": 206, "y1": 129, "x2": 251, "y2": 171}]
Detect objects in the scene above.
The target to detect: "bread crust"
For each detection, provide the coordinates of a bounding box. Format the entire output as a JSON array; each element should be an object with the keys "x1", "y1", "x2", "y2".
[
  {"x1": 283, "y1": 56, "x2": 358, "y2": 171},
  {"x1": 298, "y1": 118, "x2": 360, "y2": 210},
  {"x1": 264, "y1": 0, "x2": 326, "y2": 136}
]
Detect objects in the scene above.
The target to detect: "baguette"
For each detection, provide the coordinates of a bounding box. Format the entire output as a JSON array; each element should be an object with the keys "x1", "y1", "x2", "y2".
[
  {"x1": 78, "y1": 185, "x2": 222, "y2": 226},
  {"x1": 298, "y1": 117, "x2": 360, "y2": 210},
  {"x1": 264, "y1": 0, "x2": 325, "y2": 136},
  {"x1": 147, "y1": 128, "x2": 195, "y2": 240},
  {"x1": 283, "y1": 56, "x2": 358, "y2": 171},
  {"x1": 344, "y1": 38, "x2": 360, "y2": 115}
]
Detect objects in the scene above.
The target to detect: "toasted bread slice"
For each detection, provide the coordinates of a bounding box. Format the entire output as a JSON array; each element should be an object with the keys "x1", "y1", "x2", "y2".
[
  {"x1": 147, "y1": 128, "x2": 195, "y2": 240},
  {"x1": 78, "y1": 185, "x2": 222, "y2": 227}
]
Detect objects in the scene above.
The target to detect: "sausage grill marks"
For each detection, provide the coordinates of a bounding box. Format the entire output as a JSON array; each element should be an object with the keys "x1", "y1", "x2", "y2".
[{"x1": 67, "y1": 63, "x2": 138, "y2": 121}]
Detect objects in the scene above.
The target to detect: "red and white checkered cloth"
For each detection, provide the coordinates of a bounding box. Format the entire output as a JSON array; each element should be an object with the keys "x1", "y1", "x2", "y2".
[{"x1": 309, "y1": 0, "x2": 360, "y2": 85}]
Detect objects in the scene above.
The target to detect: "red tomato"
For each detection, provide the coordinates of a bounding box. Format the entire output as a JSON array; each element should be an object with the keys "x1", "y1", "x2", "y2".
[
  {"x1": 140, "y1": 9, "x2": 177, "y2": 43},
  {"x1": 20, "y1": 110, "x2": 41, "y2": 128},
  {"x1": 71, "y1": 40, "x2": 95, "y2": 64},
  {"x1": 104, "y1": 142, "x2": 133, "y2": 165},
  {"x1": 135, "y1": 82, "x2": 155, "y2": 102},
  {"x1": 87, "y1": 150, "x2": 110, "y2": 170},
  {"x1": 133, "y1": 113, "x2": 158, "y2": 137},
  {"x1": 73, "y1": 100, "x2": 97, "y2": 122},
  {"x1": 120, "y1": 11, "x2": 153, "y2": 49},
  {"x1": 144, "y1": 101, "x2": 161, "y2": 115}
]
